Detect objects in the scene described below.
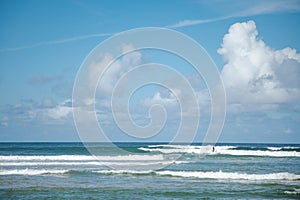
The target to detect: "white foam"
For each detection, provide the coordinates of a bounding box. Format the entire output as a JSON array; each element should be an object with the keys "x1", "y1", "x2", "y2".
[
  {"x1": 155, "y1": 170, "x2": 300, "y2": 180},
  {"x1": 139, "y1": 146, "x2": 217, "y2": 154},
  {"x1": 216, "y1": 149, "x2": 300, "y2": 157},
  {"x1": 148, "y1": 144, "x2": 210, "y2": 149},
  {"x1": 267, "y1": 147, "x2": 299, "y2": 151},
  {"x1": 2, "y1": 168, "x2": 299, "y2": 181},
  {"x1": 0, "y1": 154, "x2": 163, "y2": 161},
  {"x1": 0, "y1": 160, "x2": 186, "y2": 167},
  {"x1": 267, "y1": 147, "x2": 282, "y2": 151},
  {"x1": 139, "y1": 146, "x2": 300, "y2": 157},
  {"x1": 93, "y1": 169, "x2": 153, "y2": 174},
  {"x1": 90, "y1": 169, "x2": 300, "y2": 180},
  {"x1": 146, "y1": 145, "x2": 235, "y2": 150},
  {"x1": 0, "y1": 155, "x2": 94, "y2": 161},
  {"x1": 0, "y1": 169, "x2": 68, "y2": 175},
  {"x1": 141, "y1": 145, "x2": 234, "y2": 152},
  {"x1": 284, "y1": 188, "x2": 300, "y2": 195},
  {"x1": 282, "y1": 146, "x2": 300, "y2": 149}
]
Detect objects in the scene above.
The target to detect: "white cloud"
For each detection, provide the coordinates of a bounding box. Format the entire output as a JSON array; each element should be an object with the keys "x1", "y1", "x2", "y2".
[
  {"x1": 238, "y1": 0, "x2": 300, "y2": 16},
  {"x1": 40, "y1": 98, "x2": 72, "y2": 120},
  {"x1": 0, "y1": 99, "x2": 74, "y2": 126},
  {"x1": 0, "y1": 33, "x2": 113, "y2": 53},
  {"x1": 167, "y1": 0, "x2": 300, "y2": 28},
  {"x1": 46, "y1": 101, "x2": 72, "y2": 120},
  {"x1": 143, "y1": 92, "x2": 177, "y2": 108},
  {"x1": 35, "y1": 99, "x2": 73, "y2": 121},
  {"x1": 3, "y1": 1, "x2": 300, "y2": 53},
  {"x1": 77, "y1": 43, "x2": 145, "y2": 127},
  {"x1": 167, "y1": 17, "x2": 229, "y2": 28},
  {"x1": 140, "y1": 87, "x2": 212, "y2": 117},
  {"x1": 218, "y1": 20, "x2": 300, "y2": 105},
  {"x1": 89, "y1": 44, "x2": 142, "y2": 95}
]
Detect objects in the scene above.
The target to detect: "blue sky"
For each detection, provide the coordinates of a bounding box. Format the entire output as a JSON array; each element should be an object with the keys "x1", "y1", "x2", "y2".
[{"x1": 0, "y1": 0, "x2": 300, "y2": 143}]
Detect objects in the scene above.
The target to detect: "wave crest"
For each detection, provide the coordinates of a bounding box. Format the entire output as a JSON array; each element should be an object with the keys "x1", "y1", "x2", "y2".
[{"x1": 139, "y1": 145, "x2": 300, "y2": 157}]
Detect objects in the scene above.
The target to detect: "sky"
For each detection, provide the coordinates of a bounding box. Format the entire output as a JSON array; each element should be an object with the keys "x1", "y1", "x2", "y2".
[{"x1": 0, "y1": 0, "x2": 300, "y2": 143}]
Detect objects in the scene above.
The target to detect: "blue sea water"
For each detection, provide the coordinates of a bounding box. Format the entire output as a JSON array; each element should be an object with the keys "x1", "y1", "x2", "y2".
[{"x1": 0, "y1": 142, "x2": 299, "y2": 199}]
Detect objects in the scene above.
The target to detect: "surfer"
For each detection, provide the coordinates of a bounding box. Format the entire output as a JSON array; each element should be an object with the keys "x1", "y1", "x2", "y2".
[{"x1": 212, "y1": 146, "x2": 215, "y2": 152}]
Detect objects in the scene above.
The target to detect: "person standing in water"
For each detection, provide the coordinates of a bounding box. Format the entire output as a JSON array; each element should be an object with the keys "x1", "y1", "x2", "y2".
[{"x1": 212, "y1": 146, "x2": 215, "y2": 152}]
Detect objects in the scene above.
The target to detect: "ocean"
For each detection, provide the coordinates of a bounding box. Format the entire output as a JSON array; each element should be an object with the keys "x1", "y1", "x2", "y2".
[{"x1": 0, "y1": 142, "x2": 299, "y2": 199}]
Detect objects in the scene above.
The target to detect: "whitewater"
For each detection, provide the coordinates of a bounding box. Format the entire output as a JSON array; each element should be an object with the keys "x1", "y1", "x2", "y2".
[{"x1": 1, "y1": 142, "x2": 299, "y2": 199}]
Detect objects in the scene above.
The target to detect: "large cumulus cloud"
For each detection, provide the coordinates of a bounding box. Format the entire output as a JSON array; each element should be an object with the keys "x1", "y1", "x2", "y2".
[{"x1": 218, "y1": 20, "x2": 300, "y2": 105}]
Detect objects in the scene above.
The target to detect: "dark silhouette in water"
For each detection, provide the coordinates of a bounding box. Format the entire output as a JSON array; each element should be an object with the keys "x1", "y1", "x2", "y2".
[{"x1": 212, "y1": 146, "x2": 215, "y2": 152}]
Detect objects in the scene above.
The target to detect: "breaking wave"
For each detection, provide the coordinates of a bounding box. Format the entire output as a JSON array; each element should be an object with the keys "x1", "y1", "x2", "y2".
[
  {"x1": 139, "y1": 145, "x2": 300, "y2": 157},
  {"x1": 0, "y1": 169, "x2": 68, "y2": 175},
  {"x1": 155, "y1": 170, "x2": 300, "y2": 180},
  {"x1": 0, "y1": 154, "x2": 164, "y2": 161},
  {"x1": 95, "y1": 169, "x2": 300, "y2": 181},
  {"x1": 0, "y1": 160, "x2": 186, "y2": 167},
  {"x1": 1, "y1": 168, "x2": 299, "y2": 181}
]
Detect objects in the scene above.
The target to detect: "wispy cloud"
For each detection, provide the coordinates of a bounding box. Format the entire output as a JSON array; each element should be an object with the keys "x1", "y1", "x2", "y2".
[
  {"x1": 0, "y1": 33, "x2": 113, "y2": 53},
  {"x1": 166, "y1": 16, "x2": 231, "y2": 28},
  {"x1": 2, "y1": 0, "x2": 299, "y2": 52},
  {"x1": 167, "y1": 0, "x2": 300, "y2": 28},
  {"x1": 238, "y1": 0, "x2": 300, "y2": 16}
]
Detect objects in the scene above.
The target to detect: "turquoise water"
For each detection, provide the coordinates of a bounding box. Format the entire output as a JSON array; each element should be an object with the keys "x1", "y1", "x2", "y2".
[{"x1": 0, "y1": 143, "x2": 299, "y2": 199}]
